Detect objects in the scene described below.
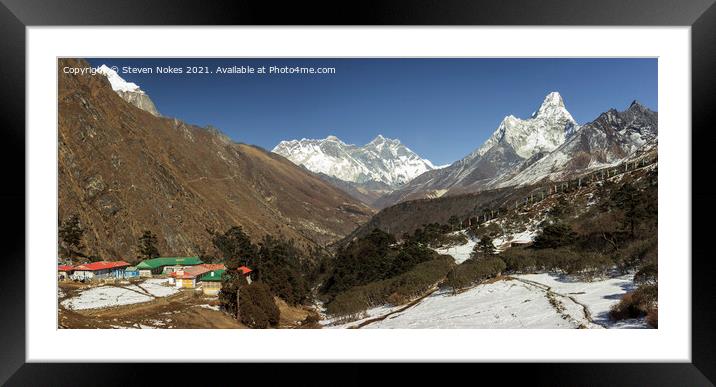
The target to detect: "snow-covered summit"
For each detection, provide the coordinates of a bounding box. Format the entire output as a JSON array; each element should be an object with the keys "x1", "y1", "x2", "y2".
[
  {"x1": 476, "y1": 91, "x2": 579, "y2": 159},
  {"x1": 95, "y1": 64, "x2": 160, "y2": 116},
  {"x1": 272, "y1": 134, "x2": 438, "y2": 187},
  {"x1": 96, "y1": 65, "x2": 144, "y2": 94}
]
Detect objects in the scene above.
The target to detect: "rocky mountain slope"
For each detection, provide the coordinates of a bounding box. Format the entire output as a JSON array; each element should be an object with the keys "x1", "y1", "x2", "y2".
[{"x1": 58, "y1": 58, "x2": 373, "y2": 260}]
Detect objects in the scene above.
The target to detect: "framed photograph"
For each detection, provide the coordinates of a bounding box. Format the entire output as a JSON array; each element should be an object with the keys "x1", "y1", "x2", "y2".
[{"x1": 3, "y1": 0, "x2": 715, "y2": 384}]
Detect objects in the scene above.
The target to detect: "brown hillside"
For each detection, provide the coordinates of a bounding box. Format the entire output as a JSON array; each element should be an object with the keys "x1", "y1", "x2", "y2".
[
  {"x1": 338, "y1": 185, "x2": 535, "y2": 247},
  {"x1": 58, "y1": 58, "x2": 373, "y2": 260}
]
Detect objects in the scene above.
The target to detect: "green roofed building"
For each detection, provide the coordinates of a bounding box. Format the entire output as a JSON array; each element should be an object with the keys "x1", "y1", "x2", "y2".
[
  {"x1": 136, "y1": 256, "x2": 203, "y2": 277},
  {"x1": 200, "y1": 269, "x2": 225, "y2": 295}
]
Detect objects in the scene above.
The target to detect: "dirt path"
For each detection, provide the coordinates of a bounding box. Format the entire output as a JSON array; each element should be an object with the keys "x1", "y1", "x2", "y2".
[{"x1": 514, "y1": 277, "x2": 605, "y2": 328}]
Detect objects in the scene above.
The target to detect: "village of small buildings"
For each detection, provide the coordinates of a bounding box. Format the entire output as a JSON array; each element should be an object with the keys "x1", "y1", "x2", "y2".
[{"x1": 58, "y1": 256, "x2": 314, "y2": 329}]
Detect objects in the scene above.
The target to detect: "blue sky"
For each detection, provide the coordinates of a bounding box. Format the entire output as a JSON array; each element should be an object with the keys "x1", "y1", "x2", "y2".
[{"x1": 87, "y1": 58, "x2": 657, "y2": 165}]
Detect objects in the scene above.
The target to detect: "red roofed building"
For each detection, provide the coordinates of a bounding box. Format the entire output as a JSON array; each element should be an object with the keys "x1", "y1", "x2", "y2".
[
  {"x1": 58, "y1": 265, "x2": 74, "y2": 281},
  {"x1": 71, "y1": 261, "x2": 130, "y2": 281},
  {"x1": 237, "y1": 266, "x2": 252, "y2": 276}
]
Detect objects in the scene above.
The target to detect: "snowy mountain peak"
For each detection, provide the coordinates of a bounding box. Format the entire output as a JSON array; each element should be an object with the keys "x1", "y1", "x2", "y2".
[
  {"x1": 476, "y1": 92, "x2": 579, "y2": 159},
  {"x1": 96, "y1": 65, "x2": 144, "y2": 94},
  {"x1": 542, "y1": 91, "x2": 565, "y2": 107},
  {"x1": 96, "y1": 64, "x2": 161, "y2": 116},
  {"x1": 369, "y1": 134, "x2": 401, "y2": 147},
  {"x1": 532, "y1": 91, "x2": 569, "y2": 118},
  {"x1": 272, "y1": 135, "x2": 438, "y2": 187}
]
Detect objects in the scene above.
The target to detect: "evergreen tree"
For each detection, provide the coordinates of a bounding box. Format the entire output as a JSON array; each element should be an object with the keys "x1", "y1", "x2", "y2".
[
  {"x1": 533, "y1": 222, "x2": 577, "y2": 249},
  {"x1": 470, "y1": 235, "x2": 496, "y2": 259},
  {"x1": 137, "y1": 230, "x2": 160, "y2": 260},
  {"x1": 611, "y1": 184, "x2": 649, "y2": 238},
  {"x1": 448, "y1": 215, "x2": 461, "y2": 231},
  {"x1": 58, "y1": 214, "x2": 84, "y2": 258},
  {"x1": 219, "y1": 271, "x2": 248, "y2": 319},
  {"x1": 210, "y1": 226, "x2": 258, "y2": 269}
]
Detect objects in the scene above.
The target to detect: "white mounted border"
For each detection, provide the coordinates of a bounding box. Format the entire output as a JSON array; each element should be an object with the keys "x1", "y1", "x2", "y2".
[{"x1": 26, "y1": 26, "x2": 690, "y2": 362}]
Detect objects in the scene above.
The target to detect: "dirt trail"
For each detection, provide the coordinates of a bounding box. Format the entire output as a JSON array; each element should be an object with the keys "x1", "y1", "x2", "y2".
[{"x1": 514, "y1": 277, "x2": 605, "y2": 328}]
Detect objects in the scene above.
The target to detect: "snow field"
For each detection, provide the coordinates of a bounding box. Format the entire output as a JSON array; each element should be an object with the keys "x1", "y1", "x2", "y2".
[
  {"x1": 60, "y1": 278, "x2": 180, "y2": 311},
  {"x1": 60, "y1": 286, "x2": 154, "y2": 311},
  {"x1": 355, "y1": 273, "x2": 645, "y2": 329}
]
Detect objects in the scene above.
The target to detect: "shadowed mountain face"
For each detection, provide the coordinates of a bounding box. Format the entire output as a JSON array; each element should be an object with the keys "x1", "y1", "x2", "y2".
[{"x1": 58, "y1": 59, "x2": 373, "y2": 260}]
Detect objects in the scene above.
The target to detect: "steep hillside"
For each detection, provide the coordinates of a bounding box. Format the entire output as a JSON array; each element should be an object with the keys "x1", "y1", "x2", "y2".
[
  {"x1": 338, "y1": 184, "x2": 536, "y2": 247},
  {"x1": 341, "y1": 149, "x2": 656, "y2": 249},
  {"x1": 58, "y1": 58, "x2": 373, "y2": 260}
]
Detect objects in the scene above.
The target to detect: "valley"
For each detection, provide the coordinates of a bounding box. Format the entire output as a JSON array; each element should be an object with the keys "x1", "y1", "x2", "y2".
[{"x1": 57, "y1": 58, "x2": 658, "y2": 330}]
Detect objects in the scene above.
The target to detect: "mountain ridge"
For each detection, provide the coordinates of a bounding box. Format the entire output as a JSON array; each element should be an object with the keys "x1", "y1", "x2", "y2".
[
  {"x1": 375, "y1": 93, "x2": 656, "y2": 208},
  {"x1": 59, "y1": 58, "x2": 373, "y2": 260},
  {"x1": 273, "y1": 134, "x2": 441, "y2": 188}
]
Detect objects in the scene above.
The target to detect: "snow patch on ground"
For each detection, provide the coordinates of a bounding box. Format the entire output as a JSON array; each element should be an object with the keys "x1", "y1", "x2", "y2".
[
  {"x1": 60, "y1": 278, "x2": 180, "y2": 311},
  {"x1": 434, "y1": 232, "x2": 477, "y2": 264},
  {"x1": 140, "y1": 278, "x2": 179, "y2": 297},
  {"x1": 60, "y1": 286, "x2": 154, "y2": 310}
]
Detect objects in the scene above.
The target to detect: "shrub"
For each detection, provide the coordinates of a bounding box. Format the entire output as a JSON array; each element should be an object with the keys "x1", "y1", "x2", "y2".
[
  {"x1": 443, "y1": 257, "x2": 506, "y2": 292},
  {"x1": 634, "y1": 262, "x2": 658, "y2": 286},
  {"x1": 501, "y1": 248, "x2": 537, "y2": 273},
  {"x1": 323, "y1": 229, "x2": 438, "y2": 297},
  {"x1": 325, "y1": 256, "x2": 454, "y2": 317},
  {"x1": 616, "y1": 237, "x2": 657, "y2": 271},
  {"x1": 239, "y1": 282, "x2": 280, "y2": 328},
  {"x1": 533, "y1": 222, "x2": 577, "y2": 249},
  {"x1": 609, "y1": 284, "x2": 657, "y2": 321}
]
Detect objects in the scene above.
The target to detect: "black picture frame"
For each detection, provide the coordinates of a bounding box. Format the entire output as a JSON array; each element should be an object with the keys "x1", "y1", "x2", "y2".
[{"x1": 2, "y1": 0, "x2": 714, "y2": 385}]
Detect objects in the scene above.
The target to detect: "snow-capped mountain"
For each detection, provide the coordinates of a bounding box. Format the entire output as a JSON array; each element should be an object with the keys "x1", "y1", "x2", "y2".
[
  {"x1": 475, "y1": 92, "x2": 578, "y2": 159},
  {"x1": 498, "y1": 100, "x2": 657, "y2": 187},
  {"x1": 272, "y1": 134, "x2": 440, "y2": 188},
  {"x1": 375, "y1": 92, "x2": 579, "y2": 207},
  {"x1": 96, "y1": 65, "x2": 161, "y2": 116},
  {"x1": 377, "y1": 95, "x2": 658, "y2": 208}
]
